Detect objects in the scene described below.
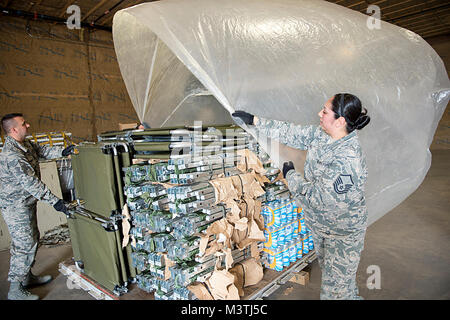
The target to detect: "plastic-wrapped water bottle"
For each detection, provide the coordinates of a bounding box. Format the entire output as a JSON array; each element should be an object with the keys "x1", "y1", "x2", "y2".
[
  {"x1": 282, "y1": 245, "x2": 290, "y2": 267},
  {"x1": 293, "y1": 219, "x2": 299, "y2": 237},
  {"x1": 266, "y1": 251, "x2": 275, "y2": 270},
  {"x1": 285, "y1": 223, "x2": 292, "y2": 242},
  {"x1": 264, "y1": 227, "x2": 277, "y2": 250},
  {"x1": 275, "y1": 250, "x2": 283, "y2": 271},
  {"x1": 280, "y1": 200, "x2": 287, "y2": 226},
  {"x1": 299, "y1": 210, "x2": 306, "y2": 235},
  {"x1": 261, "y1": 205, "x2": 270, "y2": 226},
  {"x1": 308, "y1": 231, "x2": 314, "y2": 251},
  {"x1": 302, "y1": 234, "x2": 309, "y2": 255},
  {"x1": 296, "y1": 236, "x2": 303, "y2": 260},
  {"x1": 272, "y1": 200, "x2": 282, "y2": 228},
  {"x1": 289, "y1": 241, "x2": 297, "y2": 263},
  {"x1": 292, "y1": 201, "x2": 298, "y2": 221},
  {"x1": 270, "y1": 227, "x2": 279, "y2": 250},
  {"x1": 278, "y1": 225, "x2": 285, "y2": 247},
  {"x1": 286, "y1": 200, "x2": 293, "y2": 222}
]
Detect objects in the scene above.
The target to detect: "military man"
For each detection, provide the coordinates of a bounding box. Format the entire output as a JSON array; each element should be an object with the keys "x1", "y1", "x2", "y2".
[
  {"x1": 0, "y1": 113, "x2": 75, "y2": 300},
  {"x1": 233, "y1": 93, "x2": 370, "y2": 299}
]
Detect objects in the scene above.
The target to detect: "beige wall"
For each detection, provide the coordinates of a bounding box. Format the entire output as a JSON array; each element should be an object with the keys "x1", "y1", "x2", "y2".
[
  {"x1": 0, "y1": 213, "x2": 11, "y2": 251},
  {"x1": 0, "y1": 16, "x2": 138, "y2": 143},
  {"x1": 0, "y1": 16, "x2": 140, "y2": 251}
]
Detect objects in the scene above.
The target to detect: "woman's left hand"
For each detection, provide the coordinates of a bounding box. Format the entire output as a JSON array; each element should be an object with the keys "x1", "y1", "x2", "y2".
[{"x1": 282, "y1": 161, "x2": 295, "y2": 178}]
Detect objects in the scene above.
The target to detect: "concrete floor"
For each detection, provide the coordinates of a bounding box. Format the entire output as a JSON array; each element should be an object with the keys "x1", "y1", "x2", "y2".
[{"x1": 0, "y1": 149, "x2": 449, "y2": 300}]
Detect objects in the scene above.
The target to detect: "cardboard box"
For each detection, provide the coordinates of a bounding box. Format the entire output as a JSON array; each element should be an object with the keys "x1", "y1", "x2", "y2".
[
  {"x1": 36, "y1": 161, "x2": 68, "y2": 238},
  {"x1": 289, "y1": 271, "x2": 310, "y2": 286}
]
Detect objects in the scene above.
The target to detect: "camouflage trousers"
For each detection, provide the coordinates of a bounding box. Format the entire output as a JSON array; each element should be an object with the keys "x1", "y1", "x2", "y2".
[
  {"x1": 1, "y1": 203, "x2": 40, "y2": 283},
  {"x1": 309, "y1": 228, "x2": 366, "y2": 300}
]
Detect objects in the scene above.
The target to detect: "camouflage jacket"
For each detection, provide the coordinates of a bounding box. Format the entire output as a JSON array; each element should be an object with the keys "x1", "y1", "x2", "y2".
[
  {"x1": 254, "y1": 118, "x2": 368, "y2": 235},
  {"x1": 0, "y1": 136, "x2": 63, "y2": 208}
]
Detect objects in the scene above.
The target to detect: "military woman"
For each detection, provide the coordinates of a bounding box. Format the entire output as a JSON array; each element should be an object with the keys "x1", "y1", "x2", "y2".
[{"x1": 233, "y1": 93, "x2": 370, "y2": 299}]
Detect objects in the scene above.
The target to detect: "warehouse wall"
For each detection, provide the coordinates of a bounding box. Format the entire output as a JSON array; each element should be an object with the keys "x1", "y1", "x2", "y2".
[
  {"x1": 0, "y1": 16, "x2": 139, "y2": 251},
  {"x1": 0, "y1": 16, "x2": 138, "y2": 143},
  {"x1": 426, "y1": 34, "x2": 450, "y2": 151}
]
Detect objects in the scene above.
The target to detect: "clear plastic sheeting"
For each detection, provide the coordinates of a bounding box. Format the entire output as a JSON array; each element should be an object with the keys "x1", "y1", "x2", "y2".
[
  {"x1": 112, "y1": 0, "x2": 450, "y2": 225},
  {"x1": 56, "y1": 158, "x2": 74, "y2": 202}
]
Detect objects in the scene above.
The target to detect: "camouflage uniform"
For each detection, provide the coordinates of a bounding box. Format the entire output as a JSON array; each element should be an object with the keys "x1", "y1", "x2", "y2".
[
  {"x1": 0, "y1": 136, "x2": 63, "y2": 282},
  {"x1": 254, "y1": 118, "x2": 368, "y2": 300}
]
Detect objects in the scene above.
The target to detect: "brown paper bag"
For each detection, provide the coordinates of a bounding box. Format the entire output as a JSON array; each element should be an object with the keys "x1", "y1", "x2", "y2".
[
  {"x1": 209, "y1": 177, "x2": 239, "y2": 203},
  {"x1": 236, "y1": 149, "x2": 267, "y2": 175},
  {"x1": 187, "y1": 282, "x2": 214, "y2": 300},
  {"x1": 163, "y1": 254, "x2": 175, "y2": 281},
  {"x1": 206, "y1": 268, "x2": 240, "y2": 300},
  {"x1": 121, "y1": 204, "x2": 132, "y2": 248},
  {"x1": 229, "y1": 257, "x2": 264, "y2": 296}
]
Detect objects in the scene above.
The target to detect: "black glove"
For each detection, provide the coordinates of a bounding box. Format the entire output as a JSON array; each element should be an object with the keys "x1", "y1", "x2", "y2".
[
  {"x1": 62, "y1": 144, "x2": 75, "y2": 157},
  {"x1": 232, "y1": 111, "x2": 254, "y2": 125},
  {"x1": 282, "y1": 161, "x2": 295, "y2": 178},
  {"x1": 53, "y1": 199, "x2": 69, "y2": 216}
]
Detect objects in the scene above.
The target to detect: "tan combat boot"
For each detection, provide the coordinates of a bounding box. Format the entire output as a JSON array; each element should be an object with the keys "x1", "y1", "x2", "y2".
[
  {"x1": 7, "y1": 282, "x2": 39, "y2": 300},
  {"x1": 22, "y1": 272, "x2": 53, "y2": 288}
]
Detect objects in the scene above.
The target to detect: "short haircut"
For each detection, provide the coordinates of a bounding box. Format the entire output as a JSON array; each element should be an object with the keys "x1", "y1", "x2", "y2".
[{"x1": 1, "y1": 113, "x2": 23, "y2": 134}]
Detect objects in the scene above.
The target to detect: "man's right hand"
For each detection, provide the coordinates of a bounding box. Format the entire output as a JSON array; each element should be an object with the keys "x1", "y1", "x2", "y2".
[
  {"x1": 53, "y1": 199, "x2": 70, "y2": 217},
  {"x1": 62, "y1": 145, "x2": 76, "y2": 157}
]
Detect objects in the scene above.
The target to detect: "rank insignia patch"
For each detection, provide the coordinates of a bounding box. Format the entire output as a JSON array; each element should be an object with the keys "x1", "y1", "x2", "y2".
[{"x1": 333, "y1": 174, "x2": 354, "y2": 194}]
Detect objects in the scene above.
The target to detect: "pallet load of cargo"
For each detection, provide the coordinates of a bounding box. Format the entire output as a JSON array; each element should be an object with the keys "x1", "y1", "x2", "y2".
[
  {"x1": 115, "y1": 125, "x2": 252, "y2": 299},
  {"x1": 66, "y1": 124, "x2": 314, "y2": 299}
]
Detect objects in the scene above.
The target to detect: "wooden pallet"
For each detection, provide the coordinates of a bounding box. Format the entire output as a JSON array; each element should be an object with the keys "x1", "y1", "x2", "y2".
[
  {"x1": 243, "y1": 250, "x2": 316, "y2": 300},
  {"x1": 58, "y1": 260, "x2": 119, "y2": 300},
  {"x1": 58, "y1": 250, "x2": 316, "y2": 300}
]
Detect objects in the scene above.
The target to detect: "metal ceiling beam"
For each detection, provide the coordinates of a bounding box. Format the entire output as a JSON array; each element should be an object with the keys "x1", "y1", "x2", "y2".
[
  {"x1": 420, "y1": 28, "x2": 450, "y2": 38},
  {"x1": 375, "y1": 0, "x2": 415, "y2": 13},
  {"x1": 387, "y1": 3, "x2": 450, "y2": 24},
  {"x1": 349, "y1": 0, "x2": 441, "y2": 19},
  {"x1": 58, "y1": 0, "x2": 78, "y2": 18},
  {"x1": 384, "y1": 1, "x2": 447, "y2": 20},
  {"x1": 0, "y1": 6, "x2": 112, "y2": 31},
  {"x1": 82, "y1": 0, "x2": 110, "y2": 22},
  {"x1": 401, "y1": 13, "x2": 450, "y2": 30},
  {"x1": 98, "y1": 0, "x2": 147, "y2": 26},
  {"x1": 421, "y1": 28, "x2": 450, "y2": 38},
  {"x1": 347, "y1": 1, "x2": 366, "y2": 9},
  {"x1": 325, "y1": 0, "x2": 450, "y2": 39},
  {"x1": 95, "y1": 0, "x2": 134, "y2": 25},
  {"x1": 410, "y1": 23, "x2": 450, "y2": 35},
  {"x1": 27, "y1": 0, "x2": 43, "y2": 11},
  {"x1": 393, "y1": 7, "x2": 450, "y2": 25}
]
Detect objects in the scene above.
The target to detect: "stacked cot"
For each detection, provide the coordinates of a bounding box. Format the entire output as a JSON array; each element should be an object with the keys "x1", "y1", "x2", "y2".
[{"x1": 68, "y1": 124, "x2": 301, "y2": 299}]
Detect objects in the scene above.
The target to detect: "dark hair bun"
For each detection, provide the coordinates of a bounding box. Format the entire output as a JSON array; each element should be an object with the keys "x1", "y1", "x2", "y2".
[
  {"x1": 354, "y1": 110, "x2": 370, "y2": 130},
  {"x1": 332, "y1": 94, "x2": 370, "y2": 132}
]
